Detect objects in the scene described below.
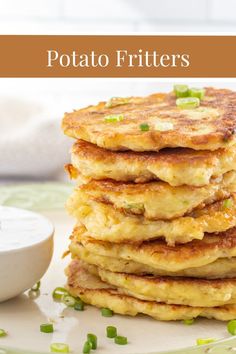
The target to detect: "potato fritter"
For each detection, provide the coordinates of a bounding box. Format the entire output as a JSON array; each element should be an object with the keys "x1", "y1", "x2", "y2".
[
  {"x1": 70, "y1": 140, "x2": 236, "y2": 186},
  {"x1": 62, "y1": 88, "x2": 236, "y2": 152},
  {"x1": 66, "y1": 260, "x2": 236, "y2": 321},
  {"x1": 71, "y1": 226, "x2": 236, "y2": 272},
  {"x1": 70, "y1": 242, "x2": 236, "y2": 279},
  {"x1": 67, "y1": 192, "x2": 236, "y2": 245},
  {"x1": 73, "y1": 171, "x2": 236, "y2": 220}
]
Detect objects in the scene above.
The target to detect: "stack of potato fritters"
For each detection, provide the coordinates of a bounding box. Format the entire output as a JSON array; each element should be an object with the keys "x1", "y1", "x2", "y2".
[{"x1": 62, "y1": 87, "x2": 236, "y2": 321}]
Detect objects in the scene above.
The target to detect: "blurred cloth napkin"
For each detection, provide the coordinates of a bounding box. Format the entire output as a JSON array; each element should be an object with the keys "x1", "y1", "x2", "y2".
[{"x1": 0, "y1": 96, "x2": 72, "y2": 179}]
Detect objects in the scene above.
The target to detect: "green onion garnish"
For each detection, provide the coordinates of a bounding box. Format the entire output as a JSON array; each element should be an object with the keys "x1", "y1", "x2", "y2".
[
  {"x1": 40, "y1": 323, "x2": 54, "y2": 333},
  {"x1": 31, "y1": 281, "x2": 41, "y2": 292},
  {"x1": 62, "y1": 295, "x2": 76, "y2": 308},
  {"x1": 74, "y1": 299, "x2": 84, "y2": 311},
  {"x1": 183, "y1": 319, "x2": 194, "y2": 325},
  {"x1": 50, "y1": 343, "x2": 70, "y2": 353},
  {"x1": 101, "y1": 308, "x2": 113, "y2": 317},
  {"x1": 105, "y1": 97, "x2": 129, "y2": 108},
  {"x1": 0, "y1": 329, "x2": 7, "y2": 337},
  {"x1": 87, "y1": 333, "x2": 97, "y2": 349},
  {"x1": 104, "y1": 114, "x2": 124, "y2": 122},
  {"x1": 227, "y1": 320, "x2": 236, "y2": 335},
  {"x1": 174, "y1": 85, "x2": 189, "y2": 98},
  {"x1": 176, "y1": 97, "x2": 200, "y2": 109},
  {"x1": 139, "y1": 123, "x2": 150, "y2": 132},
  {"x1": 115, "y1": 335, "x2": 128, "y2": 345},
  {"x1": 83, "y1": 341, "x2": 92, "y2": 353},
  {"x1": 189, "y1": 88, "x2": 205, "y2": 100},
  {"x1": 223, "y1": 198, "x2": 233, "y2": 209},
  {"x1": 106, "y1": 326, "x2": 117, "y2": 338},
  {"x1": 196, "y1": 338, "x2": 216, "y2": 346},
  {"x1": 52, "y1": 287, "x2": 69, "y2": 301}
]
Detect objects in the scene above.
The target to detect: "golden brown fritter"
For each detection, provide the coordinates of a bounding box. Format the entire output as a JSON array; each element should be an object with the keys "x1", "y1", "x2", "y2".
[
  {"x1": 67, "y1": 191, "x2": 236, "y2": 245},
  {"x1": 97, "y1": 266, "x2": 236, "y2": 307},
  {"x1": 73, "y1": 171, "x2": 236, "y2": 220},
  {"x1": 70, "y1": 140, "x2": 236, "y2": 186},
  {"x1": 62, "y1": 88, "x2": 236, "y2": 152},
  {"x1": 72, "y1": 225, "x2": 236, "y2": 272},
  {"x1": 66, "y1": 260, "x2": 236, "y2": 321},
  {"x1": 70, "y1": 241, "x2": 236, "y2": 279}
]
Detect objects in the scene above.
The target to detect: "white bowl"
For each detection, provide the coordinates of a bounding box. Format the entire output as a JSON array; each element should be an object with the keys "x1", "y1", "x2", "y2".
[{"x1": 0, "y1": 206, "x2": 54, "y2": 302}]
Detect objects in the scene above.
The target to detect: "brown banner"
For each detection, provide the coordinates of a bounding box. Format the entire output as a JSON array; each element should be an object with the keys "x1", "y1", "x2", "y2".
[{"x1": 0, "y1": 35, "x2": 236, "y2": 77}]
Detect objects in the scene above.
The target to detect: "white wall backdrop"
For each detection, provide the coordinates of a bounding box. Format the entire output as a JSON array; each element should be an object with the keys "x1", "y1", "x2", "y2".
[{"x1": 0, "y1": 0, "x2": 235, "y2": 34}]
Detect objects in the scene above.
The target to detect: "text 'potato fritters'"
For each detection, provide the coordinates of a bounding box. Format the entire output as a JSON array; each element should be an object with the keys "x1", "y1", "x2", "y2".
[{"x1": 62, "y1": 88, "x2": 236, "y2": 152}]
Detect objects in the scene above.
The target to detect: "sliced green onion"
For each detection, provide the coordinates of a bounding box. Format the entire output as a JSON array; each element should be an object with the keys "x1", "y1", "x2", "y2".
[
  {"x1": 196, "y1": 338, "x2": 216, "y2": 346},
  {"x1": 176, "y1": 97, "x2": 200, "y2": 109},
  {"x1": 183, "y1": 319, "x2": 194, "y2": 325},
  {"x1": 50, "y1": 343, "x2": 70, "y2": 353},
  {"x1": 101, "y1": 308, "x2": 113, "y2": 317},
  {"x1": 83, "y1": 341, "x2": 92, "y2": 353},
  {"x1": 52, "y1": 287, "x2": 69, "y2": 301},
  {"x1": 189, "y1": 88, "x2": 205, "y2": 100},
  {"x1": 223, "y1": 198, "x2": 233, "y2": 209},
  {"x1": 115, "y1": 336, "x2": 128, "y2": 345},
  {"x1": 31, "y1": 281, "x2": 41, "y2": 291},
  {"x1": 0, "y1": 329, "x2": 7, "y2": 337},
  {"x1": 227, "y1": 320, "x2": 236, "y2": 335},
  {"x1": 139, "y1": 123, "x2": 150, "y2": 132},
  {"x1": 74, "y1": 299, "x2": 84, "y2": 311},
  {"x1": 62, "y1": 295, "x2": 76, "y2": 308},
  {"x1": 106, "y1": 326, "x2": 117, "y2": 338},
  {"x1": 40, "y1": 323, "x2": 54, "y2": 333},
  {"x1": 174, "y1": 84, "x2": 189, "y2": 98},
  {"x1": 104, "y1": 114, "x2": 124, "y2": 122},
  {"x1": 87, "y1": 333, "x2": 97, "y2": 349},
  {"x1": 105, "y1": 97, "x2": 129, "y2": 108}
]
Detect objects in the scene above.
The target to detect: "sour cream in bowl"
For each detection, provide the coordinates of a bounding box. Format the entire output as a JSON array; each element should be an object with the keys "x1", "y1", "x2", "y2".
[{"x1": 0, "y1": 206, "x2": 54, "y2": 302}]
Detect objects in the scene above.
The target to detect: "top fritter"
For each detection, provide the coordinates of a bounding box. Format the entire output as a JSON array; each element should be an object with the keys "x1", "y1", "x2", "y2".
[{"x1": 62, "y1": 87, "x2": 236, "y2": 152}]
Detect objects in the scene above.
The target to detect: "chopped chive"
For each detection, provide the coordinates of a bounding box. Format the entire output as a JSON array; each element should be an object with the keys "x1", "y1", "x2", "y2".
[
  {"x1": 227, "y1": 320, "x2": 236, "y2": 335},
  {"x1": 101, "y1": 308, "x2": 113, "y2": 317},
  {"x1": 40, "y1": 323, "x2": 54, "y2": 333},
  {"x1": 104, "y1": 114, "x2": 124, "y2": 122},
  {"x1": 52, "y1": 287, "x2": 69, "y2": 301},
  {"x1": 115, "y1": 336, "x2": 128, "y2": 345},
  {"x1": 31, "y1": 281, "x2": 41, "y2": 292},
  {"x1": 183, "y1": 319, "x2": 194, "y2": 325},
  {"x1": 106, "y1": 326, "x2": 117, "y2": 338},
  {"x1": 196, "y1": 338, "x2": 216, "y2": 346},
  {"x1": 74, "y1": 299, "x2": 84, "y2": 311},
  {"x1": 176, "y1": 97, "x2": 200, "y2": 109},
  {"x1": 0, "y1": 329, "x2": 7, "y2": 337},
  {"x1": 189, "y1": 88, "x2": 205, "y2": 100},
  {"x1": 174, "y1": 84, "x2": 189, "y2": 98},
  {"x1": 139, "y1": 123, "x2": 150, "y2": 132},
  {"x1": 50, "y1": 343, "x2": 70, "y2": 353},
  {"x1": 83, "y1": 341, "x2": 92, "y2": 353},
  {"x1": 87, "y1": 333, "x2": 97, "y2": 349},
  {"x1": 62, "y1": 295, "x2": 76, "y2": 307},
  {"x1": 223, "y1": 198, "x2": 233, "y2": 209}
]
